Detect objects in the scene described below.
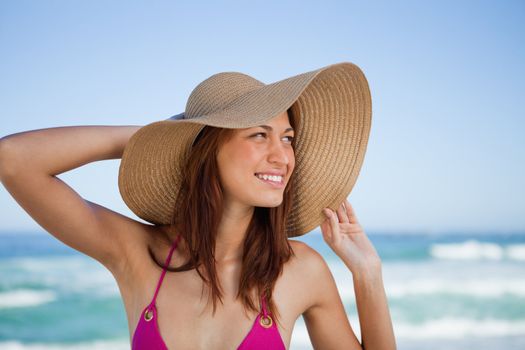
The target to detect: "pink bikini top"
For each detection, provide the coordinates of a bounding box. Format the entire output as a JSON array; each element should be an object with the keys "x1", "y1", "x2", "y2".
[{"x1": 132, "y1": 233, "x2": 286, "y2": 350}]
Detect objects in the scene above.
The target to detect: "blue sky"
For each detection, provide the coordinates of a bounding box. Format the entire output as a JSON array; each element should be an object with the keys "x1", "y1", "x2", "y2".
[{"x1": 0, "y1": 0, "x2": 523, "y2": 234}]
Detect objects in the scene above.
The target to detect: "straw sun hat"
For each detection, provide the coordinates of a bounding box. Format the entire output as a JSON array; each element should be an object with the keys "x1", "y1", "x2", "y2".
[{"x1": 118, "y1": 61, "x2": 372, "y2": 238}]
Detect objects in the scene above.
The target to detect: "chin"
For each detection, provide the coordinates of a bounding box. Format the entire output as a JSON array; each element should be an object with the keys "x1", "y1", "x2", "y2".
[{"x1": 254, "y1": 198, "x2": 284, "y2": 208}]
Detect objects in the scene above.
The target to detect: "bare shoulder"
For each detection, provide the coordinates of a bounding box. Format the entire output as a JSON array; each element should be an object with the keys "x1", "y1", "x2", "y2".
[
  {"x1": 289, "y1": 240, "x2": 361, "y2": 348},
  {"x1": 288, "y1": 239, "x2": 328, "y2": 273},
  {"x1": 286, "y1": 239, "x2": 332, "y2": 311}
]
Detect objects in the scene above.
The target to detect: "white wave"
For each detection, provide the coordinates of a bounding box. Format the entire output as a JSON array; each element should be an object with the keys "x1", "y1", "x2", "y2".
[
  {"x1": 394, "y1": 317, "x2": 525, "y2": 339},
  {"x1": 385, "y1": 278, "x2": 525, "y2": 297},
  {"x1": 5, "y1": 256, "x2": 89, "y2": 270},
  {"x1": 430, "y1": 240, "x2": 504, "y2": 260},
  {"x1": 0, "y1": 339, "x2": 129, "y2": 350},
  {"x1": 507, "y1": 244, "x2": 525, "y2": 261},
  {"x1": 0, "y1": 289, "x2": 56, "y2": 309},
  {"x1": 292, "y1": 315, "x2": 525, "y2": 343},
  {"x1": 337, "y1": 277, "x2": 525, "y2": 299},
  {"x1": 3, "y1": 256, "x2": 120, "y2": 297},
  {"x1": 430, "y1": 241, "x2": 525, "y2": 261},
  {"x1": 325, "y1": 261, "x2": 525, "y2": 298}
]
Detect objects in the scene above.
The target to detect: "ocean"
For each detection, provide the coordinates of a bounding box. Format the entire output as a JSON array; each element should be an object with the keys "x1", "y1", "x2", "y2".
[{"x1": 0, "y1": 230, "x2": 524, "y2": 350}]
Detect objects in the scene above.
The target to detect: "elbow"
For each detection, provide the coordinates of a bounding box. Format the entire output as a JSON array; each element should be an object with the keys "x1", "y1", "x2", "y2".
[{"x1": 0, "y1": 136, "x2": 24, "y2": 180}]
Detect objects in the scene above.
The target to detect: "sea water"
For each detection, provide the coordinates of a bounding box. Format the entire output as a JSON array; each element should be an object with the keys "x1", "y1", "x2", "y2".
[{"x1": 0, "y1": 230, "x2": 524, "y2": 350}]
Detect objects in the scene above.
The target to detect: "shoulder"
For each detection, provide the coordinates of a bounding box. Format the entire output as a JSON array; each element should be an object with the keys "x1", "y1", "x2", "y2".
[
  {"x1": 289, "y1": 239, "x2": 329, "y2": 273},
  {"x1": 287, "y1": 239, "x2": 334, "y2": 309},
  {"x1": 288, "y1": 241, "x2": 362, "y2": 348}
]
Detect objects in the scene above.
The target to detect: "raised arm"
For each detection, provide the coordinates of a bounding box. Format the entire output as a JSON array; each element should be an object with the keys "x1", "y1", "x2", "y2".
[
  {"x1": 312, "y1": 199, "x2": 396, "y2": 350},
  {"x1": 0, "y1": 125, "x2": 143, "y2": 276},
  {"x1": 301, "y1": 244, "x2": 395, "y2": 350}
]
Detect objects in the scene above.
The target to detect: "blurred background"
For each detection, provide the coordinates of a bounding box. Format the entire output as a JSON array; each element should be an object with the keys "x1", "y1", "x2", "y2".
[{"x1": 1, "y1": 0, "x2": 524, "y2": 349}]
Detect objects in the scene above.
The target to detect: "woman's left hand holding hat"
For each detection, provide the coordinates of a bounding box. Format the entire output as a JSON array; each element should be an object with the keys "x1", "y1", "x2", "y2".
[{"x1": 321, "y1": 198, "x2": 381, "y2": 277}]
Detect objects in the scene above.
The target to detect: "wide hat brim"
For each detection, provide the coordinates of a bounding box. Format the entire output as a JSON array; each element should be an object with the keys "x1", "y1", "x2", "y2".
[{"x1": 118, "y1": 61, "x2": 372, "y2": 237}]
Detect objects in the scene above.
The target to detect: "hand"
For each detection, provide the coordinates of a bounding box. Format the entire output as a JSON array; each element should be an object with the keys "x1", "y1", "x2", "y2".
[{"x1": 321, "y1": 198, "x2": 381, "y2": 275}]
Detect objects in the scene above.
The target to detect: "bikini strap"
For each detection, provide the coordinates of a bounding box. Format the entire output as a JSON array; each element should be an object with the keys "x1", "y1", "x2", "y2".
[
  {"x1": 149, "y1": 233, "x2": 182, "y2": 307},
  {"x1": 258, "y1": 291, "x2": 275, "y2": 329},
  {"x1": 260, "y1": 291, "x2": 269, "y2": 317}
]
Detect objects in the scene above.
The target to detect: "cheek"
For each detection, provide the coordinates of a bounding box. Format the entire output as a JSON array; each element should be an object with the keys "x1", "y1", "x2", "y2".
[
  {"x1": 218, "y1": 147, "x2": 258, "y2": 183},
  {"x1": 236, "y1": 145, "x2": 261, "y2": 168},
  {"x1": 288, "y1": 149, "x2": 296, "y2": 170}
]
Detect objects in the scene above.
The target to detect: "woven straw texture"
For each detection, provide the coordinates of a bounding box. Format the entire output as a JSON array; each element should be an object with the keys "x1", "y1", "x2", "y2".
[{"x1": 118, "y1": 61, "x2": 372, "y2": 237}]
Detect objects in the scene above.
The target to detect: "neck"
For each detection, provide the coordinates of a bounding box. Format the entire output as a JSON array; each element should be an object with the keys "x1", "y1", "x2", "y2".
[
  {"x1": 161, "y1": 204, "x2": 255, "y2": 264},
  {"x1": 215, "y1": 204, "x2": 254, "y2": 263}
]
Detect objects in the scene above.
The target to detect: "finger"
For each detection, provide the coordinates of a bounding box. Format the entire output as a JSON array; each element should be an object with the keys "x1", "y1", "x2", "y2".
[
  {"x1": 320, "y1": 218, "x2": 332, "y2": 242},
  {"x1": 344, "y1": 198, "x2": 359, "y2": 224},
  {"x1": 321, "y1": 209, "x2": 334, "y2": 243},
  {"x1": 326, "y1": 208, "x2": 341, "y2": 246},
  {"x1": 337, "y1": 201, "x2": 349, "y2": 223}
]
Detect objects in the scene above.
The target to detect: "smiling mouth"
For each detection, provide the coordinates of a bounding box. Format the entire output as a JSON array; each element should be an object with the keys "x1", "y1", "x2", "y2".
[{"x1": 254, "y1": 173, "x2": 285, "y2": 188}]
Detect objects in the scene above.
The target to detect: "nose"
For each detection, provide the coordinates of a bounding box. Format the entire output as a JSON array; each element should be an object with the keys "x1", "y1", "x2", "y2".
[{"x1": 267, "y1": 139, "x2": 292, "y2": 165}]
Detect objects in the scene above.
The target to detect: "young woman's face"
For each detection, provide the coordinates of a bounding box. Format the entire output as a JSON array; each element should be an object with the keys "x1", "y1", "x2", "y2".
[{"x1": 216, "y1": 110, "x2": 295, "y2": 209}]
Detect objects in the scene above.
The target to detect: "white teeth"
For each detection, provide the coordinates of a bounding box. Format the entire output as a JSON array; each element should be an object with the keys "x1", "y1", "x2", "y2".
[{"x1": 256, "y1": 174, "x2": 283, "y2": 183}]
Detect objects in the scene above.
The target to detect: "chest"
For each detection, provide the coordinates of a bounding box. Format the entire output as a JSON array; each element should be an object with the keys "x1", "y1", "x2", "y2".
[{"x1": 117, "y1": 257, "x2": 306, "y2": 349}]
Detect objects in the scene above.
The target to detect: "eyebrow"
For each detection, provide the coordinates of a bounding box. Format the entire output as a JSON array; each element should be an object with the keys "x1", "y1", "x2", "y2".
[{"x1": 257, "y1": 125, "x2": 294, "y2": 133}]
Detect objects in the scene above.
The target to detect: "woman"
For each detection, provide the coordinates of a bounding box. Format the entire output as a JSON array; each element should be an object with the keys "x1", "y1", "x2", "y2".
[{"x1": 0, "y1": 62, "x2": 396, "y2": 349}]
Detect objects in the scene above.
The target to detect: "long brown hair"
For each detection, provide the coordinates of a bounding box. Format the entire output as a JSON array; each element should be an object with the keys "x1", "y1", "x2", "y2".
[{"x1": 149, "y1": 108, "x2": 297, "y2": 329}]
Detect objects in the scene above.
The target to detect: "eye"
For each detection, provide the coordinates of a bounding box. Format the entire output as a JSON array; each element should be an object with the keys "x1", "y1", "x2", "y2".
[{"x1": 251, "y1": 132, "x2": 294, "y2": 143}]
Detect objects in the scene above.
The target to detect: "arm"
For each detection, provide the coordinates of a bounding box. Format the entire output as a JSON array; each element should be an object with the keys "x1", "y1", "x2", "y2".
[
  {"x1": 351, "y1": 264, "x2": 396, "y2": 350},
  {"x1": 313, "y1": 198, "x2": 396, "y2": 350},
  {"x1": 300, "y1": 243, "x2": 395, "y2": 350},
  {"x1": 0, "y1": 125, "x2": 139, "y2": 173},
  {"x1": 0, "y1": 125, "x2": 143, "y2": 276},
  {"x1": 301, "y1": 242, "x2": 363, "y2": 350}
]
